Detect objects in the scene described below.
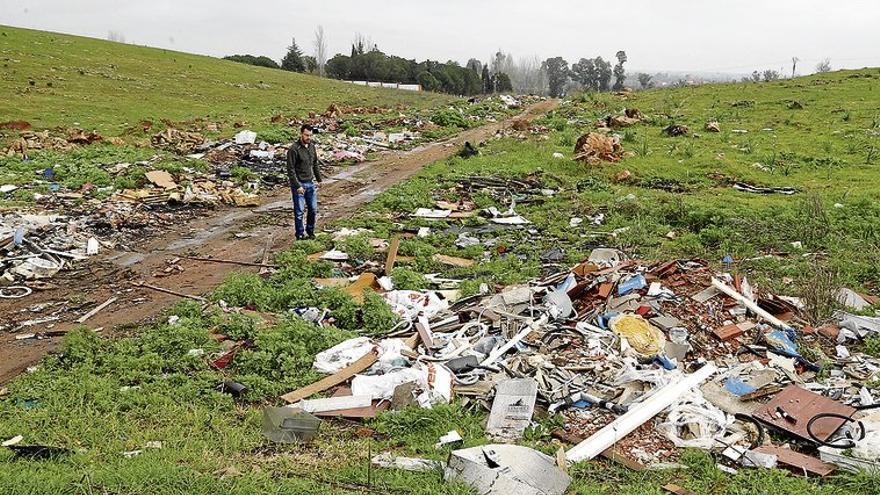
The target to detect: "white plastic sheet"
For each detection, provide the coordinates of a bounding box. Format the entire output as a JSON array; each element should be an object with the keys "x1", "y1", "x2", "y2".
[
  {"x1": 384, "y1": 290, "x2": 448, "y2": 321},
  {"x1": 313, "y1": 337, "x2": 374, "y2": 374}
]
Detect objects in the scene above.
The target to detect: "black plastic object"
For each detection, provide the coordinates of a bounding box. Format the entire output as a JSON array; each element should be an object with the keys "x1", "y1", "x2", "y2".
[
  {"x1": 7, "y1": 445, "x2": 70, "y2": 459},
  {"x1": 217, "y1": 380, "x2": 248, "y2": 396}
]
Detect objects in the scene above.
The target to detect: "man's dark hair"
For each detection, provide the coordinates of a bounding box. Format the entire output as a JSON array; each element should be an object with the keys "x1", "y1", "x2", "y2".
[{"x1": 301, "y1": 124, "x2": 313, "y2": 133}]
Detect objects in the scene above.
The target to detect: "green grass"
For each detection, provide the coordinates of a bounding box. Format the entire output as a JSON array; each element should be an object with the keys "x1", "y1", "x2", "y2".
[
  {"x1": 3, "y1": 69, "x2": 880, "y2": 493},
  {"x1": 0, "y1": 25, "x2": 452, "y2": 136}
]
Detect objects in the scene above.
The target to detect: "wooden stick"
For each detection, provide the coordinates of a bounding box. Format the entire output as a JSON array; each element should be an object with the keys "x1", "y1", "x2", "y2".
[
  {"x1": 135, "y1": 282, "x2": 207, "y2": 302},
  {"x1": 76, "y1": 296, "x2": 118, "y2": 324},
  {"x1": 183, "y1": 256, "x2": 278, "y2": 269},
  {"x1": 384, "y1": 235, "x2": 400, "y2": 276}
]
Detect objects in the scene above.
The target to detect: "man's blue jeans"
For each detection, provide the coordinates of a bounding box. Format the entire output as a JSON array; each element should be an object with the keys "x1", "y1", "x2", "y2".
[{"x1": 293, "y1": 181, "x2": 317, "y2": 238}]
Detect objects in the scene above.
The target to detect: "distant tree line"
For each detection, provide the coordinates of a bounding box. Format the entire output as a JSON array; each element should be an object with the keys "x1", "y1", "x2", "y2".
[
  {"x1": 221, "y1": 33, "x2": 516, "y2": 96},
  {"x1": 539, "y1": 50, "x2": 629, "y2": 97}
]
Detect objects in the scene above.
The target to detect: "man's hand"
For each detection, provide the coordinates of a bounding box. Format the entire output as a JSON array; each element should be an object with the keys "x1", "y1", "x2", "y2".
[{"x1": 296, "y1": 187, "x2": 305, "y2": 194}]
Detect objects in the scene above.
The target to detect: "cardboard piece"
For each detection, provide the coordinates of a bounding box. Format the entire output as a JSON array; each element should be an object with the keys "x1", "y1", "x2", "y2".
[
  {"x1": 433, "y1": 253, "x2": 475, "y2": 268},
  {"x1": 343, "y1": 272, "x2": 382, "y2": 303}
]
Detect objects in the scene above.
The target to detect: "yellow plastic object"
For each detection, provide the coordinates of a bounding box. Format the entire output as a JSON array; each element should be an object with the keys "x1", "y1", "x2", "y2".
[{"x1": 609, "y1": 314, "x2": 666, "y2": 356}]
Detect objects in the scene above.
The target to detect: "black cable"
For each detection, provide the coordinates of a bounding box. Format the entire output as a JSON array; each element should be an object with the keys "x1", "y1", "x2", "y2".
[
  {"x1": 735, "y1": 413, "x2": 765, "y2": 449},
  {"x1": 806, "y1": 412, "x2": 865, "y2": 449}
]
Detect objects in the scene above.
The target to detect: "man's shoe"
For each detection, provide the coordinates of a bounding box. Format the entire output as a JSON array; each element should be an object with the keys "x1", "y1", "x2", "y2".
[
  {"x1": 305, "y1": 232, "x2": 316, "y2": 240},
  {"x1": 295, "y1": 235, "x2": 306, "y2": 241}
]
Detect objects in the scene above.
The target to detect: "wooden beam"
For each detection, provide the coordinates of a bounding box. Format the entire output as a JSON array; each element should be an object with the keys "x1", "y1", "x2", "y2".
[
  {"x1": 76, "y1": 296, "x2": 118, "y2": 324},
  {"x1": 384, "y1": 235, "x2": 400, "y2": 276}
]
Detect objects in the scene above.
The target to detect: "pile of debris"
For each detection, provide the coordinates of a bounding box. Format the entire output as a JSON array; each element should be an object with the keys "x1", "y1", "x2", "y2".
[
  {"x1": 2, "y1": 128, "x2": 125, "y2": 157},
  {"x1": 0, "y1": 212, "x2": 102, "y2": 287},
  {"x1": 265, "y1": 231, "x2": 880, "y2": 490},
  {"x1": 598, "y1": 108, "x2": 643, "y2": 130},
  {"x1": 573, "y1": 132, "x2": 625, "y2": 164}
]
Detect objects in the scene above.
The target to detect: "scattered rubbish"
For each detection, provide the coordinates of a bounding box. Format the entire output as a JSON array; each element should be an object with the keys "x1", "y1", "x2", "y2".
[
  {"x1": 0, "y1": 286, "x2": 32, "y2": 299},
  {"x1": 609, "y1": 314, "x2": 666, "y2": 356},
  {"x1": 262, "y1": 407, "x2": 321, "y2": 443},
  {"x1": 145, "y1": 170, "x2": 177, "y2": 189},
  {"x1": 753, "y1": 385, "x2": 856, "y2": 443},
  {"x1": 299, "y1": 395, "x2": 373, "y2": 414},
  {"x1": 445, "y1": 444, "x2": 571, "y2": 495},
  {"x1": 733, "y1": 182, "x2": 797, "y2": 195},
  {"x1": 705, "y1": 121, "x2": 721, "y2": 132},
  {"x1": 566, "y1": 364, "x2": 717, "y2": 462},
  {"x1": 6, "y1": 445, "x2": 71, "y2": 460},
  {"x1": 663, "y1": 124, "x2": 689, "y2": 137}
]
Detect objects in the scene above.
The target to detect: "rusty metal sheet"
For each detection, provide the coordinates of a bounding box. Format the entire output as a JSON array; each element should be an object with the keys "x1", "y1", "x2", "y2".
[{"x1": 753, "y1": 385, "x2": 855, "y2": 443}]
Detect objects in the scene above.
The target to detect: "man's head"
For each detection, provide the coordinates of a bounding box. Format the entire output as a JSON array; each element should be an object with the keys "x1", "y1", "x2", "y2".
[{"x1": 300, "y1": 124, "x2": 313, "y2": 145}]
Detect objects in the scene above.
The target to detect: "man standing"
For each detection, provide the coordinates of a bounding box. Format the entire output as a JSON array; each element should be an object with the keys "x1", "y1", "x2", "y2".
[{"x1": 286, "y1": 124, "x2": 323, "y2": 240}]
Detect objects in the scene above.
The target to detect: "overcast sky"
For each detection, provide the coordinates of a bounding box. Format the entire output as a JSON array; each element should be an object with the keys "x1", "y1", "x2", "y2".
[{"x1": 2, "y1": 0, "x2": 879, "y2": 74}]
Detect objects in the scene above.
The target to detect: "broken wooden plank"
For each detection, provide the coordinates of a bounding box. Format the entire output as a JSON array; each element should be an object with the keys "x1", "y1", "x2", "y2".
[
  {"x1": 566, "y1": 363, "x2": 717, "y2": 462},
  {"x1": 663, "y1": 484, "x2": 697, "y2": 495},
  {"x1": 739, "y1": 384, "x2": 782, "y2": 401},
  {"x1": 754, "y1": 445, "x2": 836, "y2": 477},
  {"x1": 280, "y1": 334, "x2": 419, "y2": 403},
  {"x1": 384, "y1": 235, "x2": 400, "y2": 276},
  {"x1": 76, "y1": 296, "x2": 118, "y2": 324},
  {"x1": 415, "y1": 315, "x2": 435, "y2": 349},
  {"x1": 433, "y1": 253, "x2": 475, "y2": 268},
  {"x1": 342, "y1": 272, "x2": 381, "y2": 303}
]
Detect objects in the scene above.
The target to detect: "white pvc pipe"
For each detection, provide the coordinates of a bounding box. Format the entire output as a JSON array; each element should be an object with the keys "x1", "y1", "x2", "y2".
[{"x1": 566, "y1": 363, "x2": 718, "y2": 462}]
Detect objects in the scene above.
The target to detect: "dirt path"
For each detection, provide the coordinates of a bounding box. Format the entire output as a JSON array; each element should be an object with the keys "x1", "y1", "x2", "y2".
[{"x1": 0, "y1": 99, "x2": 558, "y2": 384}]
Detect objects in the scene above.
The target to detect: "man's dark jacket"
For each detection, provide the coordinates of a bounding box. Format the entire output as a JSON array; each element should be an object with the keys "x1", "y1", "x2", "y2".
[{"x1": 285, "y1": 140, "x2": 323, "y2": 190}]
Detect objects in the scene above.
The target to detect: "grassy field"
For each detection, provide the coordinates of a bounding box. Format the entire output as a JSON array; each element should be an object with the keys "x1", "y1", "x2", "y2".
[
  {"x1": 0, "y1": 25, "x2": 452, "y2": 135},
  {"x1": 2, "y1": 70, "x2": 880, "y2": 493}
]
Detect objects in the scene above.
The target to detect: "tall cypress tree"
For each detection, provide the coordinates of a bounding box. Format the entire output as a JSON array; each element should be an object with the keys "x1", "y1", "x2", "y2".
[{"x1": 281, "y1": 38, "x2": 306, "y2": 73}]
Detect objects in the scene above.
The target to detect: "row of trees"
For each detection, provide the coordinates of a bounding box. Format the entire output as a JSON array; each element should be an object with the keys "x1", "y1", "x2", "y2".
[
  {"x1": 540, "y1": 51, "x2": 629, "y2": 97},
  {"x1": 221, "y1": 27, "x2": 634, "y2": 96}
]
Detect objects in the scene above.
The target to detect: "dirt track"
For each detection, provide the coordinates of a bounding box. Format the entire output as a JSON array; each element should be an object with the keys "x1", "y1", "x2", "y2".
[{"x1": 0, "y1": 99, "x2": 558, "y2": 384}]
